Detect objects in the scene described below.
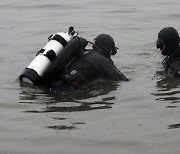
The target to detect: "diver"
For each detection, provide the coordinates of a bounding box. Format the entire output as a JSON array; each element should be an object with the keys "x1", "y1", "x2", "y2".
[
  {"x1": 156, "y1": 27, "x2": 180, "y2": 77},
  {"x1": 49, "y1": 34, "x2": 129, "y2": 92}
]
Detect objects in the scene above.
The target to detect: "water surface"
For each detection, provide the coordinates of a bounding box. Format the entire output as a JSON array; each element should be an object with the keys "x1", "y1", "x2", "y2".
[{"x1": 1, "y1": 0, "x2": 180, "y2": 154}]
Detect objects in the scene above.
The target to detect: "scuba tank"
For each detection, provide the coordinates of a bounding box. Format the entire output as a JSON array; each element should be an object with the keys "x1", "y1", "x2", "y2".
[
  {"x1": 41, "y1": 36, "x2": 88, "y2": 84},
  {"x1": 19, "y1": 26, "x2": 78, "y2": 85}
]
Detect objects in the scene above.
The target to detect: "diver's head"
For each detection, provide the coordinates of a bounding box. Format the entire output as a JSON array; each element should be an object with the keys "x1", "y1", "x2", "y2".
[
  {"x1": 156, "y1": 27, "x2": 180, "y2": 56},
  {"x1": 93, "y1": 34, "x2": 119, "y2": 59}
]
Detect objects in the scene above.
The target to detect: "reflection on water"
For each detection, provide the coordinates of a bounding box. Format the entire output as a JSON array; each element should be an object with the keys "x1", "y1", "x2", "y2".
[
  {"x1": 26, "y1": 100, "x2": 114, "y2": 113},
  {"x1": 168, "y1": 123, "x2": 180, "y2": 129},
  {"x1": 19, "y1": 79, "x2": 118, "y2": 104},
  {"x1": 19, "y1": 79, "x2": 118, "y2": 130},
  {"x1": 153, "y1": 71, "x2": 180, "y2": 130},
  {"x1": 152, "y1": 71, "x2": 180, "y2": 107},
  {"x1": 46, "y1": 125, "x2": 77, "y2": 130},
  {"x1": 45, "y1": 121, "x2": 86, "y2": 130},
  {"x1": 19, "y1": 81, "x2": 117, "y2": 112}
]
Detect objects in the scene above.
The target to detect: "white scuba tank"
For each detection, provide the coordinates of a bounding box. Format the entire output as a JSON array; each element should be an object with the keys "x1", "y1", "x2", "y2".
[{"x1": 20, "y1": 26, "x2": 78, "y2": 85}]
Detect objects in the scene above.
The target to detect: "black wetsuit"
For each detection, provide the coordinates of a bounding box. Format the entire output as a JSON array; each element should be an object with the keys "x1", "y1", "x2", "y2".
[
  {"x1": 162, "y1": 47, "x2": 180, "y2": 77},
  {"x1": 51, "y1": 49, "x2": 128, "y2": 91}
]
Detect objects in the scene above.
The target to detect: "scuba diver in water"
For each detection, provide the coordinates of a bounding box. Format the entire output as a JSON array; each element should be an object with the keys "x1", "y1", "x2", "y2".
[
  {"x1": 19, "y1": 27, "x2": 128, "y2": 92},
  {"x1": 156, "y1": 27, "x2": 180, "y2": 77},
  {"x1": 48, "y1": 34, "x2": 129, "y2": 92}
]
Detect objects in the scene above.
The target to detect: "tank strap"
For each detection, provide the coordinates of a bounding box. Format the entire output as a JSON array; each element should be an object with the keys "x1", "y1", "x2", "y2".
[{"x1": 50, "y1": 34, "x2": 68, "y2": 46}]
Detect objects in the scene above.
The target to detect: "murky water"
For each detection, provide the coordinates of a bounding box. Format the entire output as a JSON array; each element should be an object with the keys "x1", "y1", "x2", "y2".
[{"x1": 1, "y1": 0, "x2": 180, "y2": 154}]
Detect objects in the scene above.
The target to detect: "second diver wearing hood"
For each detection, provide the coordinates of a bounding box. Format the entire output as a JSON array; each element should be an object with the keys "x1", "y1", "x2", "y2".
[
  {"x1": 156, "y1": 27, "x2": 180, "y2": 77},
  {"x1": 50, "y1": 34, "x2": 129, "y2": 92}
]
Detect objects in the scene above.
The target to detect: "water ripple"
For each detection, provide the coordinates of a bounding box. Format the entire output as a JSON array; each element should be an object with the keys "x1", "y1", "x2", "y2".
[
  {"x1": 19, "y1": 80, "x2": 117, "y2": 113},
  {"x1": 152, "y1": 71, "x2": 180, "y2": 107},
  {"x1": 168, "y1": 123, "x2": 180, "y2": 129}
]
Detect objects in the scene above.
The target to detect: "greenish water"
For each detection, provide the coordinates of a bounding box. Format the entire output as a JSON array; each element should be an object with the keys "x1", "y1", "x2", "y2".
[{"x1": 0, "y1": 0, "x2": 180, "y2": 154}]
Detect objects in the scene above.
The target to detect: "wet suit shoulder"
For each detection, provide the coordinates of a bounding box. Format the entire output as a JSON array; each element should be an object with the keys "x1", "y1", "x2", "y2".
[
  {"x1": 163, "y1": 47, "x2": 180, "y2": 77},
  {"x1": 83, "y1": 50, "x2": 129, "y2": 81},
  {"x1": 166, "y1": 59, "x2": 180, "y2": 77}
]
